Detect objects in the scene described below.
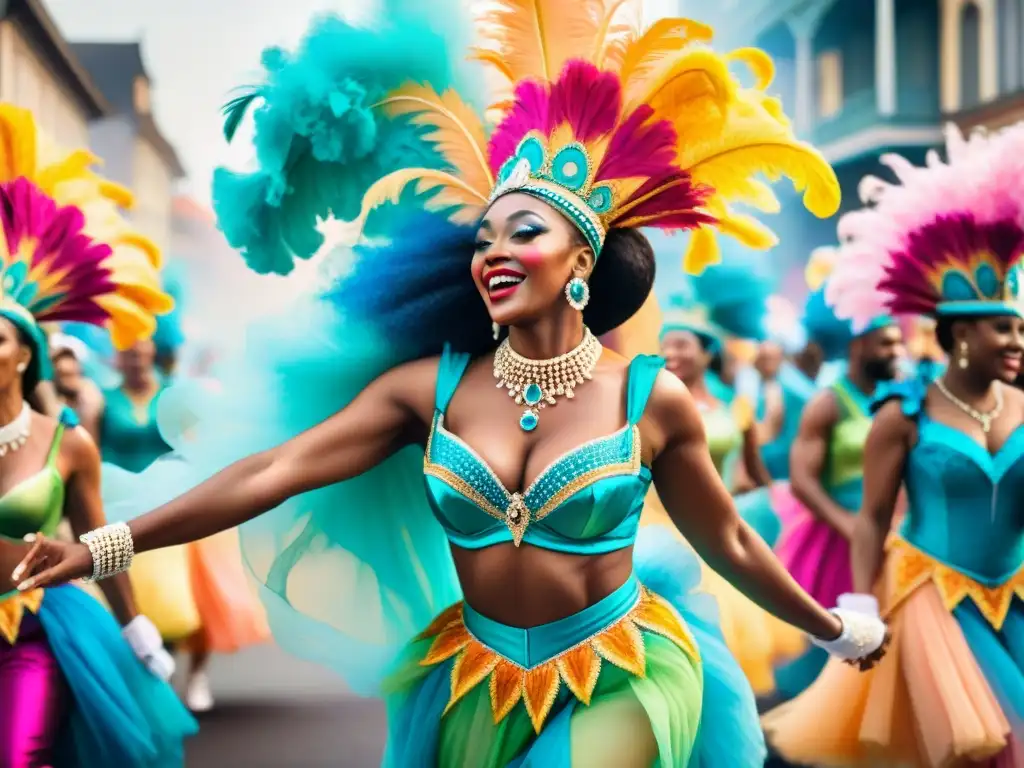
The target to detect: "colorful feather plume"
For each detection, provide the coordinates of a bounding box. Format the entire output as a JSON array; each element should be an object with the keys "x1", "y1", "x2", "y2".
[
  {"x1": 221, "y1": 0, "x2": 840, "y2": 277},
  {"x1": 827, "y1": 122, "x2": 1024, "y2": 330},
  {"x1": 0, "y1": 104, "x2": 172, "y2": 348}
]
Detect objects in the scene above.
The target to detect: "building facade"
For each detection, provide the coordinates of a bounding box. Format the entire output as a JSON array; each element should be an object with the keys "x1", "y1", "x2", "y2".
[
  {"x1": 0, "y1": 0, "x2": 108, "y2": 148},
  {"x1": 71, "y1": 41, "x2": 185, "y2": 253}
]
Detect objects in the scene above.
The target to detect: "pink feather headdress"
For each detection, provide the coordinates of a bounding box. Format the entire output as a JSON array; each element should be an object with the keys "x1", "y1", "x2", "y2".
[{"x1": 826, "y1": 123, "x2": 1024, "y2": 331}]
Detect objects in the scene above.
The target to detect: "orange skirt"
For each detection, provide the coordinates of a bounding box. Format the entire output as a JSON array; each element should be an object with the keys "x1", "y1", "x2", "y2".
[
  {"x1": 188, "y1": 529, "x2": 270, "y2": 653},
  {"x1": 763, "y1": 537, "x2": 1024, "y2": 768}
]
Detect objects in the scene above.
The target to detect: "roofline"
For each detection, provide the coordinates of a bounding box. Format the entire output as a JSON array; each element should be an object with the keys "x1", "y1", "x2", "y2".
[
  {"x1": 1, "y1": 0, "x2": 112, "y2": 118},
  {"x1": 139, "y1": 113, "x2": 186, "y2": 178}
]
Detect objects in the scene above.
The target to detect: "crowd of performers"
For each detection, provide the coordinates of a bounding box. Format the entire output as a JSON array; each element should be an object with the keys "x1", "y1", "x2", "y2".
[{"x1": 3, "y1": 1, "x2": 1024, "y2": 766}]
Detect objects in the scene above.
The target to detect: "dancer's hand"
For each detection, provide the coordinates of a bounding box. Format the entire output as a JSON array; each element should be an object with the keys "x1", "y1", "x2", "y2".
[
  {"x1": 123, "y1": 616, "x2": 176, "y2": 681},
  {"x1": 10, "y1": 534, "x2": 94, "y2": 591},
  {"x1": 811, "y1": 608, "x2": 890, "y2": 671}
]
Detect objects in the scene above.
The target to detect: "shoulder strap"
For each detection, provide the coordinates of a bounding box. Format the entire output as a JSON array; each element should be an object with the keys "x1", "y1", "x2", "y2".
[
  {"x1": 435, "y1": 343, "x2": 473, "y2": 414},
  {"x1": 626, "y1": 355, "x2": 666, "y2": 425},
  {"x1": 46, "y1": 421, "x2": 67, "y2": 467},
  {"x1": 830, "y1": 378, "x2": 869, "y2": 421}
]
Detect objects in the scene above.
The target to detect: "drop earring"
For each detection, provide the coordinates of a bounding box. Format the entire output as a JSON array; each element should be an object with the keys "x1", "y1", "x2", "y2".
[
  {"x1": 565, "y1": 277, "x2": 590, "y2": 311},
  {"x1": 958, "y1": 341, "x2": 969, "y2": 370},
  {"x1": 15, "y1": 362, "x2": 26, "y2": 373},
  {"x1": 492, "y1": 321, "x2": 501, "y2": 341}
]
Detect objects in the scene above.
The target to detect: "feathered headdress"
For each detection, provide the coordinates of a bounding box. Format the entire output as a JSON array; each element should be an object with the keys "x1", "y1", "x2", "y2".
[
  {"x1": 219, "y1": 1, "x2": 840, "y2": 276},
  {"x1": 0, "y1": 104, "x2": 173, "y2": 349},
  {"x1": 826, "y1": 123, "x2": 1024, "y2": 330},
  {"x1": 803, "y1": 244, "x2": 892, "y2": 361}
]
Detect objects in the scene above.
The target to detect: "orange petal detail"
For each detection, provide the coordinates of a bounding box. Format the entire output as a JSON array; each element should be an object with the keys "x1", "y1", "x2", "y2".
[
  {"x1": 522, "y1": 661, "x2": 560, "y2": 733},
  {"x1": 556, "y1": 644, "x2": 601, "y2": 705},
  {"x1": 592, "y1": 618, "x2": 646, "y2": 677},
  {"x1": 489, "y1": 659, "x2": 524, "y2": 723},
  {"x1": 421, "y1": 621, "x2": 471, "y2": 666},
  {"x1": 417, "y1": 602, "x2": 464, "y2": 641},
  {"x1": 446, "y1": 641, "x2": 500, "y2": 713},
  {"x1": 634, "y1": 592, "x2": 700, "y2": 662}
]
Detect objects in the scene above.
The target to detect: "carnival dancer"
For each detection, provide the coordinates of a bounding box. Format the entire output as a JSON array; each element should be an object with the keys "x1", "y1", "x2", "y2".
[
  {"x1": 769, "y1": 259, "x2": 903, "y2": 700},
  {"x1": 9, "y1": 4, "x2": 888, "y2": 766},
  {"x1": 0, "y1": 106, "x2": 195, "y2": 766},
  {"x1": 95, "y1": 281, "x2": 269, "y2": 714},
  {"x1": 764, "y1": 123, "x2": 1024, "y2": 767}
]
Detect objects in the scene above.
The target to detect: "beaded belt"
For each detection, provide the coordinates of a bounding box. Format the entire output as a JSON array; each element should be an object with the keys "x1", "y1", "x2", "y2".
[
  {"x1": 417, "y1": 580, "x2": 699, "y2": 733},
  {"x1": 0, "y1": 588, "x2": 43, "y2": 644},
  {"x1": 886, "y1": 536, "x2": 1024, "y2": 630}
]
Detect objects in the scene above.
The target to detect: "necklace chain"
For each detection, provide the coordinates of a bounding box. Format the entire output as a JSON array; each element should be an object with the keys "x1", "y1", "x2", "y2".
[
  {"x1": 0, "y1": 401, "x2": 31, "y2": 457},
  {"x1": 935, "y1": 377, "x2": 1003, "y2": 434},
  {"x1": 493, "y1": 328, "x2": 602, "y2": 432}
]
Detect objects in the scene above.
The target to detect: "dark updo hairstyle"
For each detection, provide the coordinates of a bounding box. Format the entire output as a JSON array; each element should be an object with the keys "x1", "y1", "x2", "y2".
[
  {"x1": 0, "y1": 314, "x2": 41, "y2": 395},
  {"x1": 333, "y1": 210, "x2": 656, "y2": 361},
  {"x1": 935, "y1": 315, "x2": 973, "y2": 354}
]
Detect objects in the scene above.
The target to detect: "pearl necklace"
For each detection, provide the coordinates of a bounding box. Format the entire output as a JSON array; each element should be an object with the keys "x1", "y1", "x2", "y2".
[
  {"x1": 0, "y1": 402, "x2": 31, "y2": 457},
  {"x1": 493, "y1": 328, "x2": 603, "y2": 431},
  {"x1": 935, "y1": 377, "x2": 1003, "y2": 434}
]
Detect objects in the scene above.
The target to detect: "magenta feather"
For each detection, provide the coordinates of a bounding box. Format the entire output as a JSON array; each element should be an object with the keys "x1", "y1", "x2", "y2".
[{"x1": 0, "y1": 178, "x2": 114, "y2": 324}]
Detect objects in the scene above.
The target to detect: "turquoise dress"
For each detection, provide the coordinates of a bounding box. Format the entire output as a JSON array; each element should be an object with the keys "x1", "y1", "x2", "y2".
[
  {"x1": 100, "y1": 386, "x2": 172, "y2": 472},
  {"x1": 759, "y1": 362, "x2": 817, "y2": 482},
  {"x1": 0, "y1": 412, "x2": 196, "y2": 765}
]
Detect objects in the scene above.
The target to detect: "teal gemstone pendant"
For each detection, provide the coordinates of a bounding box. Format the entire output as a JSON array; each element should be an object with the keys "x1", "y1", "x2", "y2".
[
  {"x1": 523, "y1": 383, "x2": 543, "y2": 406},
  {"x1": 519, "y1": 410, "x2": 539, "y2": 431}
]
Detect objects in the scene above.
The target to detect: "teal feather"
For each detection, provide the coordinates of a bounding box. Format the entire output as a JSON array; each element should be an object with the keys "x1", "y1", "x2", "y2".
[
  {"x1": 221, "y1": 88, "x2": 263, "y2": 142},
  {"x1": 212, "y1": 1, "x2": 479, "y2": 276}
]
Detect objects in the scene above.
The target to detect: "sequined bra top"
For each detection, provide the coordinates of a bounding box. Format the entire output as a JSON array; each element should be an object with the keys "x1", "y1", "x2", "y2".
[
  {"x1": 877, "y1": 378, "x2": 1024, "y2": 585},
  {"x1": 0, "y1": 418, "x2": 66, "y2": 544},
  {"x1": 423, "y1": 347, "x2": 663, "y2": 554}
]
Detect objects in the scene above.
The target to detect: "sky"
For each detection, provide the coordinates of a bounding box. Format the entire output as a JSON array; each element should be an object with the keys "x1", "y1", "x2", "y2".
[{"x1": 47, "y1": 0, "x2": 682, "y2": 206}]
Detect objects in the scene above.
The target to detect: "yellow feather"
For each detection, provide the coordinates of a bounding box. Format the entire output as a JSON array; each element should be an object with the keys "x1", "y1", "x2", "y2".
[
  {"x1": 618, "y1": 18, "x2": 713, "y2": 87},
  {"x1": 353, "y1": 167, "x2": 487, "y2": 235},
  {"x1": 683, "y1": 226, "x2": 720, "y2": 274},
  {"x1": 113, "y1": 232, "x2": 163, "y2": 269},
  {"x1": 33, "y1": 149, "x2": 98, "y2": 191},
  {"x1": 99, "y1": 180, "x2": 136, "y2": 209},
  {"x1": 593, "y1": 0, "x2": 643, "y2": 70},
  {"x1": 0, "y1": 104, "x2": 37, "y2": 182},
  {"x1": 624, "y1": 46, "x2": 735, "y2": 123},
  {"x1": 95, "y1": 293, "x2": 159, "y2": 350},
  {"x1": 472, "y1": 0, "x2": 609, "y2": 83},
  {"x1": 726, "y1": 48, "x2": 774, "y2": 90},
  {"x1": 680, "y1": 99, "x2": 841, "y2": 220},
  {"x1": 715, "y1": 208, "x2": 778, "y2": 250},
  {"x1": 729, "y1": 178, "x2": 781, "y2": 213},
  {"x1": 376, "y1": 85, "x2": 494, "y2": 197}
]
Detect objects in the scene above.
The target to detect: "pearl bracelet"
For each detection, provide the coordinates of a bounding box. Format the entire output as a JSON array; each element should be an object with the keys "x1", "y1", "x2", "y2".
[
  {"x1": 80, "y1": 522, "x2": 135, "y2": 582},
  {"x1": 810, "y1": 608, "x2": 886, "y2": 661}
]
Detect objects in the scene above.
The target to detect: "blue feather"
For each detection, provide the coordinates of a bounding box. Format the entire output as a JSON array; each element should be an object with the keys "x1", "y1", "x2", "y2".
[{"x1": 802, "y1": 284, "x2": 853, "y2": 362}]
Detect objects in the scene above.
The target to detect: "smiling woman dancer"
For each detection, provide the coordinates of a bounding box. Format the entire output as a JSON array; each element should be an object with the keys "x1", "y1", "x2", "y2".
[
  {"x1": 9, "y1": 3, "x2": 889, "y2": 765},
  {"x1": 765, "y1": 124, "x2": 1024, "y2": 767}
]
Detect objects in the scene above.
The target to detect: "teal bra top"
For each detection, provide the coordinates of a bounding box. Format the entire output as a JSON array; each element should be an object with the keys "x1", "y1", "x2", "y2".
[
  {"x1": 877, "y1": 378, "x2": 1024, "y2": 585},
  {"x1": 423, "y1": 348, "x2": 663, "y2": 554},
  {"x1": 101, "y1": 385, "x2": 171, "y2": 473},
  {"x1": 0, "y1": 419, "x2": 66, "y2": 543}
]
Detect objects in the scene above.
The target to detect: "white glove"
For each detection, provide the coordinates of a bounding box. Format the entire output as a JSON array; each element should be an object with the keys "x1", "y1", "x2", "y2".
[
  {"x1": 811, "y1": 608, "x2": 887, "y2": 662},
  {"x1": 837, "y1": 592, "x2": 881, "y2": 618},
  {"x1": 122, "y1": 615, "x2": 176, "y2": 682}
]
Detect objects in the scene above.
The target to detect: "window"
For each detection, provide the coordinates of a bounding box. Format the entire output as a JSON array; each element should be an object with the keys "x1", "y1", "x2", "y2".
[
  {"x1": 960, "y1": 1, "x2": 982, "y2": 108},
  {"x1": 816, "y1": 49, "x2": 843, "y2": 118}
]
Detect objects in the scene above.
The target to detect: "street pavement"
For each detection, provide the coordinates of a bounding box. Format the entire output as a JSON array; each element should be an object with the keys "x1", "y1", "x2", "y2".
[{"x1": 182, "y1": 643, "x2": 386, "y2": 767}]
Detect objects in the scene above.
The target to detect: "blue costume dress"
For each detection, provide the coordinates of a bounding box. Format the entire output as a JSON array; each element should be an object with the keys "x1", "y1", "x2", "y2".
[
  {"x1": 0, "y1": 412, "x2": 196, "y2": 766},
  {"x1": 766, "y1": 377, "x2": 1024, "y2": 766},
  {"x1": 100, "y1": 385, "x2": 172, "y2": 473}
]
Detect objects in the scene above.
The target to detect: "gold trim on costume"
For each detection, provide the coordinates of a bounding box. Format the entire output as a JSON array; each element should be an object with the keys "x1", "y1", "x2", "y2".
[
  {"x1": 0, "y1": 588, "x2": 43, "y2": 644},
  {"x1": 417, "y1": 587, "x2": 700, "y2": 733},
  {"x1": 886, "y1": 536, "x2": 1024, "y2": 630}
]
